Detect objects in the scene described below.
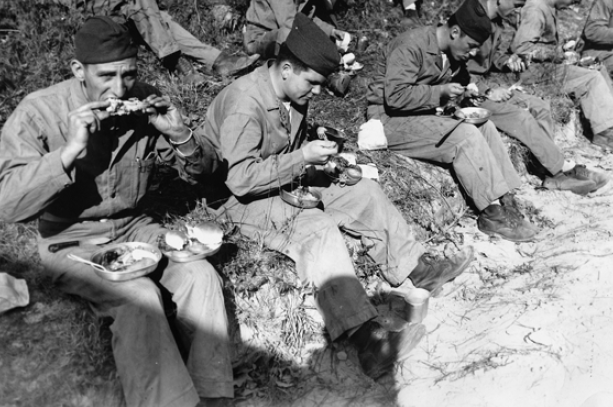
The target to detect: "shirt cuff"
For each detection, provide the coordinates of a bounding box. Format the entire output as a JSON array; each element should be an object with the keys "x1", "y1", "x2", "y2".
[
  {"x1": 288, "y1": 149, "x2": 306, "y2": 177},
  {"x1": 48, "y1": 148, "x2": 75, "y2": 188}
]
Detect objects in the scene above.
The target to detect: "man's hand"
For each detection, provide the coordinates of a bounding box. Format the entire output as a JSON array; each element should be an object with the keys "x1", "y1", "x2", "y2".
[
  {"x1": 486, "y1": 87, "x2": 513, "y2": 102},
  {"x1": 440, "y1": 83, "x2": 466, "y2": 100},
  {"x1": 61, "y1": 100, "x2": 112, "y2": 170},
  {"x1": 302, "y1": 140, "x2": 338, "y2": 165},
  {"x1": 332, "y1": 29, "x2": 349, "y2": 42},
  {"x1": 506, "y1": 54, "x2": 526, "y2": 72},
  {"x1": 145, "y1": 94, "x2": 189, "y2": 141}
]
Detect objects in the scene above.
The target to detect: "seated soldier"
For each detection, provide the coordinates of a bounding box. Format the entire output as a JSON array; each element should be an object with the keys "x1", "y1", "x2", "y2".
[
  {"x1": 511, "y1": 0, "x2": 613, "y2": 150},
  {"x1": 367, "y1": 0, "x2": 538, "y2": 242},
  {"x1": 0, "y1": 17, "x2": 232, "y2": 407},
  {"x1": 582, "y1": 0, "x2": 613, "y2": 78},
  {"x1": 203, "y1": 13, "x2": 474, "y2": 380},
  {"x1": 56, "y1": 0, "x2": 259, "y2": 83},
  {"x1": 243, "y1": 0, "x2": 349, "y2": 58},
  {"x1": 467, "y1": 0, "x2": 607, "y2": 195}
]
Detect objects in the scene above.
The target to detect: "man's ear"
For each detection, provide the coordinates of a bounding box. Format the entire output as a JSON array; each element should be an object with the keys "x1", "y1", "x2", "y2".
[
  {"x1": 450, "y1": 25, "x2": 461, "y2": 40},
  {"x1": 71, "y1": 59, "x2": 85, "y2": 82},
  {"x1": 281, "y1": 61, "x2": 293, "y2": 80}
]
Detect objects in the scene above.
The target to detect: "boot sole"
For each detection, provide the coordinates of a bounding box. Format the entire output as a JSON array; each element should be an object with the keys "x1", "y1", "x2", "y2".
[
  {"x1": 477, "y1": 226, "x2": 537, "y2": 242},
  {"x1": 588, "y1": 176, "x2": 609, "y2": 193}
]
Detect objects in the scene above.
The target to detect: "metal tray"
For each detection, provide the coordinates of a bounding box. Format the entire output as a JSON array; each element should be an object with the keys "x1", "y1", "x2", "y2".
[
  {"x1": 90, "y1": 242, "x2": 162, "y2": 282},
  {"x1": 280, "y1": 187, "x2": 322, "y2": 209},
  {"x1": 161, "y1": 242, "x2": 223, "y2": 263},
  {"x1": 454, "y1": 107, "x2": 491, "y2": 125}
]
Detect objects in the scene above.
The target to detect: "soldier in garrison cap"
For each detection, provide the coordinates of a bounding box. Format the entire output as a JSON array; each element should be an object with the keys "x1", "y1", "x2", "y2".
[
  {"x1": 0, "y1": 16, "x2": 232, "y2": 407},
  {"x1": 465, "y1": 0, "x2": 607, "y2": 195},
  {"x1": 54, "y1": 0, "x2": 259, "y2": 83},
  {"x1": 201, "y1": 12, "x2": 474, "y2": 380},
  {"x1": 512, "y1": 0, "x2": 613, "y2": 150},
  {"x1": 367, "y1": 0, "x2": 541, "y2": 243},
  {"x1": 243, "y1": 0, "x2": 349, "y2": 59}
]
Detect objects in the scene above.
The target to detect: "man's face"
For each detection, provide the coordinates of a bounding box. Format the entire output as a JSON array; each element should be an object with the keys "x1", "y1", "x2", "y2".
[
  {"x1": 282, "y1": 64, "x2": 326, "y2": 106},
  {"x1": 72, "y1": 57, "x2": 138, "y2": 102},
  {"x1": 448, "y1": 27, "x2": 482, "y2": 62}
]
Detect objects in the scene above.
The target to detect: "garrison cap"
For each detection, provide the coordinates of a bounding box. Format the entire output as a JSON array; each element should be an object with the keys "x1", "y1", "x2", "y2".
[
  {"x1": 75, "y1": 16, "x2": 138, "y2": 64},
  {"x1": 284, "y1": 13, "x2": 340, "y2": 77},
  {"x1": 451, "y1": 0, "x2": 493, "y2": 43}
]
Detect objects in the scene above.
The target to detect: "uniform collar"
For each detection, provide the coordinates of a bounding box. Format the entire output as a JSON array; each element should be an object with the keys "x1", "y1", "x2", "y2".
[
  {"x1": 69, "y1": 77, "x2": 90, "y2": 110},
  {"x1": 255, "y1": 62, "x2": 283, "y2": 112},
  {"x1": 424, "y1": 25, "x2": 443, "y2": 56}
]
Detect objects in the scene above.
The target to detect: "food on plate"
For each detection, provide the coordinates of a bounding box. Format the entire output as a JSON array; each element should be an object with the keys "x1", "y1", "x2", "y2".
[
  {"x1": 99, "y1": 246, "x2": 158, "y2": 272},
  {"x1": 164, "y1": 230, "x2": 190, "y2": 250},
  {"x1": 106, "y1": 97, "x2": 149, "y2": 116},
  {"x1": 186, "y1": 222, "x2": 224, "y2": 246},
  {"x1": 464, "y1": 111, "x2": 487, "y2": 119},
  {"x1": 159, "y1": 222, "x2": 224, "y2": 260},
  {"x1": 290, "y1": 186, "x2": 320, "y2": 201},
  {"x1": 455, "y1": 108, "x2": 490, "y2": 122}
]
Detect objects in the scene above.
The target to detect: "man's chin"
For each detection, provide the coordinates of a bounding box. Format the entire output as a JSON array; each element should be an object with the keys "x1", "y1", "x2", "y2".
[{"x1": 293, "y1": 99, "x2": 308, "y2": 106}]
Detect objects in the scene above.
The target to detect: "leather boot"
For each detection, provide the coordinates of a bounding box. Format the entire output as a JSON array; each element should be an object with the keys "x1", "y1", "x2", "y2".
[
  {"x1": 350, "y1": 320, "x2": 425, "y2": 380},
  {"x1": 408, "y1": 246, "x2": 474, "y2": 293},
  {"x1": 212, "y1": 52, "x2": 260, "y2": 77},
  {"x1": 477, "y1": 204, "x2": 537, "y2": 242},
  {"x1": 593, "y1": 128, "x2": 613, "y2": 150}
]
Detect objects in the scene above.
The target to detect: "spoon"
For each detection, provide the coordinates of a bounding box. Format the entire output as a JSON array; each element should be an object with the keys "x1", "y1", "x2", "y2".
[{"x1": 67, "y1": 253, "x2": 109, "y2": 273}]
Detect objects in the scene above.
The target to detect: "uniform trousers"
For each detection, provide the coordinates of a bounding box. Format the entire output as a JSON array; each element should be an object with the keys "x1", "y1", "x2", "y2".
[
  {"x1": 368, "y1": 104, "x2": 522, "y2": 211},
  {"x1": 221, "y1": 176, "x2": 425, "y2": 340},
  {"x1": 57, "y1": 0, "x2": 222, "y2": 67},
  {"x1": 521, "y1": 63, "x2": 613, "y2": 135},
  {"x1": 38, "y1": 214, "x2": 233, "y2": 407},
  {"x1": 481, "y1": 92, "x2": 564, "y2": 175}
]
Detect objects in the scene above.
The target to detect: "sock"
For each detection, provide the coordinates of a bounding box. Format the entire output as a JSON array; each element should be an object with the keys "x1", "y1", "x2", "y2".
[{"x1": 562, "y1": 160, "x2": 576, "y2": 172}]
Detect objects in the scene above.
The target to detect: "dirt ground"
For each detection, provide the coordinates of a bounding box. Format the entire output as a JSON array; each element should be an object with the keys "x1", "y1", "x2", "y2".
[{"x1": 239, "y1": 115, "x2": 613, "y2": 407}]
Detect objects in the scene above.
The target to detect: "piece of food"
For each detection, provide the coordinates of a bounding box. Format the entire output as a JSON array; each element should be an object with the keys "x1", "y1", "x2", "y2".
[
  {"x1": 290, "y1": 186, "x2": 319, "y2": 201},
  {"x1": 106, "y1": 97, "x2": 149, "y2": 116},
  {"x1": 164, "y1": 231, "x2": 190, "y2": 251},
  {"x1": 186, "y1": 222, "x2": 224, "y2": 246},
  {"x1": 99, "y1": 246, "x2": 158, "y2": 272}
]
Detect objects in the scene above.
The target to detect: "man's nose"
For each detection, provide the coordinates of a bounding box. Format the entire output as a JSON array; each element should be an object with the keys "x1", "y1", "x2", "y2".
[
  {"x1": 111, "y1": 76, "x2": 127, "y2": 98},
  {"x1": 311, "y1": 85, "x2": 321, "y2": 96},
  {"x1": 469, "y1": 48, "x2": 478, "y2": 57}
]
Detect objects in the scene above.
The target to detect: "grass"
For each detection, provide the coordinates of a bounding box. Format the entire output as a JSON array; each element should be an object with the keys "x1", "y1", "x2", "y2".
[{"x1": 0, "y1": 0, "x2": 588, "y2": 405}]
